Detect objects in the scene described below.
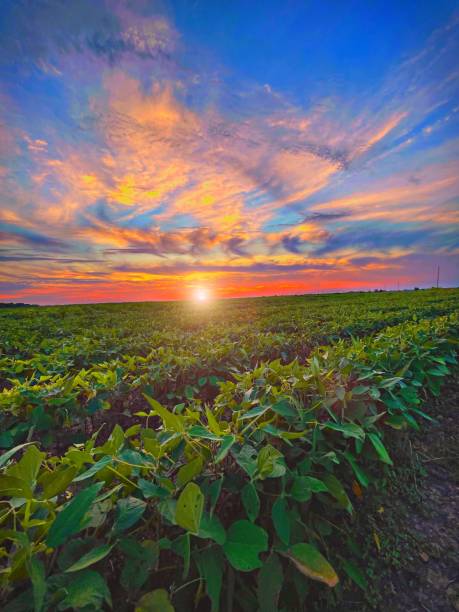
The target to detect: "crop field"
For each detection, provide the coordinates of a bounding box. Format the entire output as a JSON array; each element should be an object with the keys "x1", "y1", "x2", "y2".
[{"x1": 0, "y1": 289, "x2": 458, "y2": 611}]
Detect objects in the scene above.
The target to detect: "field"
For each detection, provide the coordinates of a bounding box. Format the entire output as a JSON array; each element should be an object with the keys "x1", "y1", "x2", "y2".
[{"x1": 0, "y1": 289, "x2": 458, "y2": 611}]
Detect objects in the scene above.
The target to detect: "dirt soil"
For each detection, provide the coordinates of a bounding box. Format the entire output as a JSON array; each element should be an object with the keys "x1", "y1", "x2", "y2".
[{"x1": 335, "y1": 374, "x2": 459, "y2": 612}]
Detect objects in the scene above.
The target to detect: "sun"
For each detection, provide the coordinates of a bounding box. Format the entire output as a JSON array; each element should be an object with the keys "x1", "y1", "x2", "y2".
[{"x1": 193, "y1": 288, "x2": 209, "y2": 303}]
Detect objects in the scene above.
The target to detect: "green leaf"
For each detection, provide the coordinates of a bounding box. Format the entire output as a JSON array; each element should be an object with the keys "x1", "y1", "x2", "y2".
[
  {"x1": 197, "y1": 513, "x2": 226, "y2": 545},
  {"x1": 257, "y1": 553, "x2": 283, "y2": 612},
  {"x1": 239, "y1": 405, "x2": 270, "y2": 420},
  {"x1": 205, "y1": 407, "x2": 221, "y2": 435},
  {"x1": 385, "y1": 415, "x2": 407, "y2": 430},
  {"x1": 177, "y1": 456, "x2": 203, "y2": 487},
  {"x1": 323, "y1": 422, "x2": 365, "y2": 441},
  {"x1": 272, "y1": 497, "x2": 290, "y2": 545},
  {"x1": 290, "y1": 476, "x2": 328, "y2": 501},
  {"x1": 256, "y1": 445, "x2": 286, "y2": 479},
  {"x1": 138, "y1": 478, "x2": 171, "y2": 499},
  {"x1": 341, "y1": 558, "x2": 368, "y2": 590},
  {"x1": 73, "y1": 456, "x2": 112, "y2": 482},
  {"x1": 135, "y1": 589, "x2": 174, "y2": 612},
  {"x1": 215, "y1": 435, "x2": 236, "y2": 463},
  {"x1": 0, "y1": 442, "x2": 35, "y2": 469},
  {"x1": 40, "y1": 466, "x2": 78, "y2": 499},
  {"x1": 271, "y1": 399, "x2": 297, "y2": 418},
  {"x1": 113, "y1": 497, "x2": 146, "y2": 533},
  {"x1": 368, "y1": 433, "x2": 393, "y2": 465},
  {"x1": 100, "y1": 424, "x2": 125, "y2": 454},
  {"x1": 343, "y1": 451, "x2": 369, "y2": 488},
  {"x1": 59, "y1": 569, "x2": 112, "y2": 610},
  {"x1": 223, "y1": 520, "x2": 268, "y2": 572},
  {"x1": 352, "y1": 385, "x2": 370, "y2": 395},
  {"x1": 323, "y1": 473, "x2": 353, "y2": 513},
  {"x1": 208, "y1": 477, "x2": 223, "y2": 516},
  {"x1": 241, "y1": 482, "x2": 260, "y2": 522},
  {"x1": 0, "y1": 475, "x2": 32, "y2": 498},
  {"x1": 171, "y1": 533, "x2": 190, "y2": 579},
  {"x1": 144, "y1": 395, "x2": 184, "y2": 433},
  {"x1": 175, "y1": 482, "x2": 204, "y2": 534},
  {"x1": 7, "y1": 445, "x2": 45, "y2": 488},
  {"x1": 119, "y1": 538, "x2": 159, "y2": 592},
  {"x1": 26, "y1": 556, "x2": 46, "y2": 612},
  {"x1": 188, "y1": 426, "x2": 221, "y2": 440},
  {"x1": 234, "y1": 445, "x2": 258, "y2": 478},
  {"x1": 185, "y1": 385, "x2": 195, "y2": 400},
  {"x1": 286, "y1": 543, "x2": 339, "y2": 587},
  {"x1": 46, "y1": 482, "x2": 104, "y2": 548},
  {"x1": 195, "y1": 547, "x2": 223, "y2": 612},
  {"x1": 65, "y1": 543, "x2": 114, "y2": 572}
]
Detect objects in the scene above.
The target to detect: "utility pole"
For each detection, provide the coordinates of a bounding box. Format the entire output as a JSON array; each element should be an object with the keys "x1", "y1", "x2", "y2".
[{"x1": 436, "y1": 265, "x2": 440, "y2": 289}]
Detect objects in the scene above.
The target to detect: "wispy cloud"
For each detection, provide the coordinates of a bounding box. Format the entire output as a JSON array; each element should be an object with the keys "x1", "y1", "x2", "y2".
[{"x1": 1, "y1": 2, "x2": 458, "y2": 302}]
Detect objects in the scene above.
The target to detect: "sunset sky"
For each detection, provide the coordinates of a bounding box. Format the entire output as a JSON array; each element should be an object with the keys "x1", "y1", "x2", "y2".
[{"x1": 1, "y1": 0, "x2": 458, "y2": 304}]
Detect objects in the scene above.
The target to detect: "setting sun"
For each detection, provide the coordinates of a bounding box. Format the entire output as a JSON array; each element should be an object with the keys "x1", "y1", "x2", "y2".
[{"x1": 193, "y1": 288, "x2": 209, "y2": 303}]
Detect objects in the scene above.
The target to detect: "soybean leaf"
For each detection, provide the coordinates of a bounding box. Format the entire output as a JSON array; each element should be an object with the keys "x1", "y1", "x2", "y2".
[
  {"x1": 323, "y1": 473, "x2": 353, "y2": 513},
  {"x1": 113, "y1": 497, "x2": 146, "y2": 533},
  {"x1": 171, "y1": 533, "x2": 190, "y2": 579},
  {"x1": 138, "y1": 478, "x2": 171, "y2": 500},
  {"x1": 343, "y1": 451, "x2": 369, "y2": 488},
  {"x1": 215, "y1": 435, "x2": 236, "y2": 463},
  {"x1": 120, "y1": 539, "x2": 159, "y2": 592},
  {"x1": 0, "y1": 442, "x2": 35, "y2": 469},
  {"x1": 208, "y1": 476, "x2": 223, "y2": 517},
  {"x1": 65, "y1": 543, "x2": 114, "y2": 572},
  {"x1": 175, "y1": 482, "x2": 204, "y2": 534},
  {"x1": 257, "y1": 553, "x2": 283, "y2": 612},
  {"x1": 73, "y1": 456, "x2": 112, "y2": 482},
  {"x1": 223, "y1": 520, "x2": 268, "y2": 572},
  {"x1": 241, "y1": 482, "x2": 260, "y2": 522},
  {"x1": 322, "y1": 422, "x2": 365, "y2": 441},
  {"x1": 135, "y1": 589, "x2": 174, "y2": 612},
  {"x1": 286, "y1": 543, "x2": 339, "y2": 587},
  {"x1": 26, "y1": 556, "x2": 46, "y2": 612},
  {"x1": 0, "y1": 475, "x2": 33, "y2": 498},
  {"x1": 271, "y1": 399, "x2": 297, "y2": 418},
  {"x1": 59, "y1": 570, "x2": 112, "y2": 610},
  {"x1": 197, "y1": 513, "x2": 226, "y2": 545},
  {"x1": 188, "y1": 426, "x2": 221, "y2": 441},
  {"x1": 341, "y1": 558, "x2": 368, "y2": 590},
  {"x1": 7, "y1": 445, "x2": 45, "y2": 488},
  {"x1": 195, "y1": 547, "x2": 224, "y2": 612},
  {"x1": 368, "y1": 433, "x2": 393, "y2": 465},
  {"x1": 256, "y1": 445, "x2": 286, "y2": 479},
  {"x1": 46, "y1": 482, "x2": 103, "y2": 548},
  {"x1": 144, "y1": 395, "x2": 184, "y2": 433},
  {"x1": 40, "y1": 466, "x2": 78, "y2": 499},
  {"x1": 272, "y1": 497, "x2": 290, "y2": 546},
  {"x1": 177, "y1": 456, "x2": 203, "y2": 488}
]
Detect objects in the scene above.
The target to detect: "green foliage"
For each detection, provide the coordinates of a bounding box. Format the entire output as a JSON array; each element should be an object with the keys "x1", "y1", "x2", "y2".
[{"x1": 0, "y1": 292, "x2": 457, "y2": 610}]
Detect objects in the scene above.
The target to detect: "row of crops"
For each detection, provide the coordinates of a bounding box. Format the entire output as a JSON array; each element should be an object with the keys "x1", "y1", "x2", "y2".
[
  {"x1": 0, "y1": 289, "x2": 458, "y2": 610},
  {"x1": 1, "y1": 289, "x2": 458, "y2": 451}
]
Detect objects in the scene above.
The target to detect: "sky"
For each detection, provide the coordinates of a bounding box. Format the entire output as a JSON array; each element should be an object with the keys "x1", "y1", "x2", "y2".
[{"x1": 0, "y1": 0, "x2": 458, "y2": 304}]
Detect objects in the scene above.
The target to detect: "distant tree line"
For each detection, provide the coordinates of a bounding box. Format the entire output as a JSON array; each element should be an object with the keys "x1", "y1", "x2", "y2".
[{"x1": 0, "y1": 302, "x2": 37, "y2": 308}]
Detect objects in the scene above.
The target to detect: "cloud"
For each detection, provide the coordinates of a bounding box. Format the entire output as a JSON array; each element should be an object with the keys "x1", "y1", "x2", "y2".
[
  {"x1": 0, "y1": 0, "x2": 178, "y2": 66},
  {"x1": 0, "y1": 223, "x2": 67, "y2": 249},
  {"x1": 1, "y1": 4, "x2": 459, "y2": 302}
]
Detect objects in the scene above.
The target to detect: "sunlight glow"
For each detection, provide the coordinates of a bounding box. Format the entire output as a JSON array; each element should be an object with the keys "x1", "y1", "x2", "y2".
[{"x1": 193, "y1": 288, "x2": 209, "y2": 303}]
